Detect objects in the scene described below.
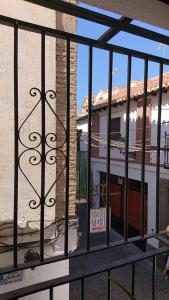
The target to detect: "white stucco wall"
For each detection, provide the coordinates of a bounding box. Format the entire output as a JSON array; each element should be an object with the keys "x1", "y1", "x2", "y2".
[
  {"x1": 0, "y1": 0, "x2": 57, "y2": 27},
  {"x1": 77, "y1": 117, "x2": 88, "y2": 151},
  {"x1": 0, "y1": 257, "x2": 69, "y2": 300},
  {"x1": 0, "y1": 0, "x2": 57, "y2": 225},
  {"x1": 82, "y1": 0, "x2": 169, "y2": 31},
  {"x1": 99, "y1": 102, "x2": 137, "y2": 160},
  {"x1": 91, "y1": 92, "x2": 169, "y2": 241},
  {"x1": 0, "y1": 222, "x2": 78, "y2": 298}
]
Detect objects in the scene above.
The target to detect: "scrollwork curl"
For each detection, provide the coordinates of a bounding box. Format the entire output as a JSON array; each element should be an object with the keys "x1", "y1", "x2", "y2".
[
  {"x1": 18, "y1": 149, "x2": 41, "y2": 209},
  {"x1": 44, "y1": 148, "x2": 66, "y2": 200},
  {"x1": 28, "y1": 131, "x2": 42, "y2": 149},
  {"x1": 45, "y1": 89, "x2": 66, "y2": 149},
  {"x1": 18, "y1": 87, "x2": 42, "y2": 149},
  {"x1": 44, "y1": 197, "x2": 56, "y2": 208},
  {"x1": 29, "y1": 198, "x2": 41, "y2": 210},
  {"x1": 45, "y1": 149, "x2": 57, "y2": 165},
  {"x1": 29, "y1": 150, "x2": 42, "y2": 166},
  {"x1": 45, "y1": 133, "x2": 57, "y2": 149},
  {"x1": 18, "y1": 87, "x2": 67, "y2": 211},
  {"x1": 45, "y1": 90, "x2": 56, "y2": 101},
  {"x1": 30, "y1": 87, "x2": 42, "y2": 98}
]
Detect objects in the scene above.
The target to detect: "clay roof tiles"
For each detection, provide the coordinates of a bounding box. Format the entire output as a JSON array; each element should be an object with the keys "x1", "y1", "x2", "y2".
[{"x1": 77, "y1": 72, "x2": 169, "y2": 119}]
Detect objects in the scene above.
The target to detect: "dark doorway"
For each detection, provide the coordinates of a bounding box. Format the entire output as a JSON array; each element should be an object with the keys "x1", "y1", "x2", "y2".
[{"x1": 100, "y1": 172, "x2": 148, "y2": 244}]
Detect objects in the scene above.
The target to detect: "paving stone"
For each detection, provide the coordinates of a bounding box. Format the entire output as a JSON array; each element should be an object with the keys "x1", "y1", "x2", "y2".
[{"x1": 70, "y1": 204, "x2": 169, "y2": 300}]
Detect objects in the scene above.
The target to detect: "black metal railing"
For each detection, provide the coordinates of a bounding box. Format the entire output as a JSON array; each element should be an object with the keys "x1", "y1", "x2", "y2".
[
  {"x1": 164, "y1": 131, "x2": 169, "y2": 168},
  {"x1": 1, "y1": 246, "x2": 169, "y2": 300},
  {"x1": 1, "y1": 0, "x2": 169, "y2": 299}
]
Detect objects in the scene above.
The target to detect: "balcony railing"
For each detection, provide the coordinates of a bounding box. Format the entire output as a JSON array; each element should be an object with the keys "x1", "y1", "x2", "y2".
[
  {"x1": 164, "y1": 131, "x2": 169, "y2": 168},
  {"x1": 1, "y1": 0, "x2": 169, "y2": 299}
]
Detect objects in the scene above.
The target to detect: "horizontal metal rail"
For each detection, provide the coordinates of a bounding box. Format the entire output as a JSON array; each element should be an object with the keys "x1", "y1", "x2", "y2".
[
  {"x1": 0, "y1": 1, "x2": 169, "y2": 287},
  {"x1": 0, "y1": 232, "x2": 165, "y2": 275},
  {"x1": 0, "y1": 15, "x2": 169, "y2": 65},
  {"x1": 1, "y1": 245, "x2": 169, "y2": 300},
  {"x1": 98, "y1": 16, "x2": 133, "y2": 43},
  {"x1": 24, "y1": 0, "x2": 169, "y2": 46}
]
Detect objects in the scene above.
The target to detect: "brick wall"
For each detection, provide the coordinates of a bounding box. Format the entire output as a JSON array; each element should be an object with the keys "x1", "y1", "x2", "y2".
[
  {"x1": 55, "y1": 0, "x2": 77, "y2": 219},
  {"x1": 91, "y1": 113, "x2": 100, "y2": 158},
  {"x1": 135, "y1": 98, "x2": 152, "y2": 164}
]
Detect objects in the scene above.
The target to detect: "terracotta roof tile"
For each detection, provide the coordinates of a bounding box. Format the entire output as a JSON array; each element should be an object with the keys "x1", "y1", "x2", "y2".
[
  {"x1": 92, "y1": 72, "x2": 169, "y2": 111},
  {"x1": 77, "y1": 73, "x2": 169, "y2": 119}
]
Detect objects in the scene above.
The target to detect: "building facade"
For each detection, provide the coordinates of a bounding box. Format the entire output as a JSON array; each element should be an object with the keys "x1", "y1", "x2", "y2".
[{"x1": 78, "y1": 73, "x2": 169, "y2": 239}]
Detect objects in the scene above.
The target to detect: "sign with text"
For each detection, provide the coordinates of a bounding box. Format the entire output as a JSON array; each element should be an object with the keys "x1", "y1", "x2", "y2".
[
  {"x1": 0, "y1": 271, "x2": 23, "y2": 285},
  {"x1": 90, "y1": 208, "x2": 108, "y2": 233}
]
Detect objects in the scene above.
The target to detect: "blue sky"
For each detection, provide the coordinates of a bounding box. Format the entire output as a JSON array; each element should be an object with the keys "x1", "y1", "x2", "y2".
[{"x1": 77, "y1": 3, "x2": 169, "y2": 111}]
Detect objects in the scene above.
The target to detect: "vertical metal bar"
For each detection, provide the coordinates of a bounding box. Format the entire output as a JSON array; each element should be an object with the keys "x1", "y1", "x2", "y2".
[
  {"x1": 167, "y1": 134, "x2": 169, "y2": 164},
  {"x1": 107, "y1": 270, "x2": 111, "y2": 300},
  {"x1": 166, "y1": 136, "x2": 169, "y2": 164},
  {"x1": 131, "y1": 262, "x2": 135, "y2": 296},
  {"x1": 13, "y1": 22, "x2": 19, "y2": 268},
  {"x1": 64, "y1": 38, "x2": 70, "y2": 256},
  {"x1": 140, "y1": 59, "x2": 148, "y2": 237},
  {"x1": 49, "y1": 288, "x2": 53, "y2": 300},
  {"x1": 120, "y1": 185, "x2": 123, "y2": 220},
  {"x1": 106, "y1": 51, "x2": 113, "y2": 246},
  {"x1": 124, "y1": 55, "x2": 132, "y2": 241},
  {"x1": 156, "y1": 63, "x2": 163, "y2": 233},
  {"x1": 87, "y1": 45, "x2": 93, "y2": 251},
  {"x1": 152, "y1": 256, "x2": 155, "y2": 300},
  {"x1": 81, "y1": 278, "x2": 85, "y2": 300},
  {"x1": 78, "y1": 145, "x2": 81, "y2": 201},
  {"x1": 164, "y1": 131, "x2": 166, "y2": 166},
  {"x1": 40, "y1": 31, "x2": 46, "y2": 262}
]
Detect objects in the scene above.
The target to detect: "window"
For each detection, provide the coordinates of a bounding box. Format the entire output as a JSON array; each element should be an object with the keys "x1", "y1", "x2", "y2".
[{"x1": 110, "y1": 117, "x2": 121, "y2": 140}]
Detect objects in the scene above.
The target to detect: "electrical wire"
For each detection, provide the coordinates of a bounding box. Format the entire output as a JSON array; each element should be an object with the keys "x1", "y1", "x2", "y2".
[
  {"x1": 80, "y1": 132, "x2": 169, "y2": 153},
  {"x1": 0, "y1": 218, "x2": 78, "y2": 254}
]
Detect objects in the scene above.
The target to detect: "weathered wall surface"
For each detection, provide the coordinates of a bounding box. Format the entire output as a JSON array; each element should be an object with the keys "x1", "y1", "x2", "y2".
[
  {"x1": 55, "y1": 0, "x2": 77, "y2": 219},
  {"x1": 0, "y1": 0, "x2": 56, "y2": 225},
  {"x1": 159, "y1": 178, "x2": 169, "y2": 231},
  {"x1": 135, "y1": 98, "x2": 152, "y2": 164},
  {"x1": 0, "y1": 0, "x2": 77, "y2": 226},
  {"x1": 82, "y1": 0, "x2": 169, "y2": 31},
  {"x1": 98, "y1": 101, "x2": 137, "y2": 161}
]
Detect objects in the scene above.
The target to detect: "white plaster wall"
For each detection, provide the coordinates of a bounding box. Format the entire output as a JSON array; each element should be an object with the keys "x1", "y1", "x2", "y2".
[
  {"x1": 0, "y1": 0, "x2": 56, "y2": 27},
  {"x1": 0, "y1": 224, "x2": 79, "y2": 298},
  {"x1": 77, "y1": 118, "x2": 88, "y2": 133},
  {"x1": 0, "y1": 0, "x2": 56, "y2": 225},
  {"x1": 82, "y1": 0, "x2": 169, "y2": 31},
  {"x1": 99, "y1": 102, "x2": 137, "y2": 160},
  {"x1": 0, "y1": 225, "x2": 79, "y2": 299},
  {"x1": 97, "y1": 92, "x2": 169, "y2": 168},
  {"x1": 0, "y1": 2, "x2": 73, "y2": 299},
  {"x1": 77, "y1": 118, "x2": 88, "y2": 151},
  {"x1": 0, "y1": 253, "x2": 69, "y2": 300}
]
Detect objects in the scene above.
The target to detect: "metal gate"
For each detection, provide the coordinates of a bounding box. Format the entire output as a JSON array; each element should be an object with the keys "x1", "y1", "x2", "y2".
[{"x1": 1, "y1": 0, "x2": 169, "y2": 299}]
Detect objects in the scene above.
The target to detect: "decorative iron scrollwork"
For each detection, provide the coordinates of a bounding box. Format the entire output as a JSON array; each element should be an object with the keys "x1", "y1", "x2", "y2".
[
  {"x1": 18, "y1": 87, "x2": 66, "y2": 209},
  {"x1": 45, "y1": 133, "x2": 57, "y2": 149}
]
